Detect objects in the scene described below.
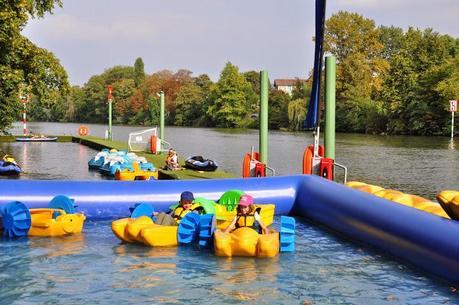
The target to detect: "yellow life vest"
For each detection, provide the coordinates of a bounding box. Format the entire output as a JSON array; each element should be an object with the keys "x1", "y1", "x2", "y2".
[
  {"x1": 235, "y1": 212, "x2": 256, "y2": 229},
  {"x1": 172, "y1": 203, "x2": 201, "y2": 221}
]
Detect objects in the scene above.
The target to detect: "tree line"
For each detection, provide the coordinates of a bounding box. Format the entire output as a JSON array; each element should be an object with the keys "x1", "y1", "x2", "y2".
[{"x1": 1, "y1": 6, "x2": 458, "y2": 136}]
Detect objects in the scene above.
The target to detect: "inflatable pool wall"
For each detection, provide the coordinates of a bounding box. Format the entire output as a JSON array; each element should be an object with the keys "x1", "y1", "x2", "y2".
[{"x1": 0, "y1": 175, "x2": 458, "y2": 285}]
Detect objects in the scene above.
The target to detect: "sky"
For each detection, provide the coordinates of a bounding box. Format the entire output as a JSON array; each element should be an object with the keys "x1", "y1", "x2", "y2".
[{"x1": 23, "y1": 0, "x2": 459, "y2": 86}]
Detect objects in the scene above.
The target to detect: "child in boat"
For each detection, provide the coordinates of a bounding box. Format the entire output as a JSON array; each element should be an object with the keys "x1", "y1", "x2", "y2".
[
  {"x1": 165, "y1": 148, "x2": 180, "y2": 170},
  {"x1": 154, "y1": 191, "x2": 199, "y2": 225},
  {"x1": 223, "y1": 194, "x2": 268, "y2": 234}
]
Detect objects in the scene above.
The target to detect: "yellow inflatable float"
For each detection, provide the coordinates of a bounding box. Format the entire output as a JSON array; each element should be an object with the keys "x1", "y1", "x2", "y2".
[
  {"x1": 346, "y1": 181, "x2": 450, "y2": 219},
  {"x1": 115, "y1": 162, "x2": 158, "y2": 181},
  {"x1": 214, "y1": 227, "x2": 280, "y2": 257},
  {"x1": 28, "y1": 208, "x2": 86, "y2": 237},
  {"x1": 436, "y1": 190, "x2": 459, "y2": 220},
  {"x1": 112, "y1": 197, "x2": 212, "y2": 246}
]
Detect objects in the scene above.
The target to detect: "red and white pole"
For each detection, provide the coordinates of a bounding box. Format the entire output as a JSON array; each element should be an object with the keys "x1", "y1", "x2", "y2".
[{"x1": 22, "y1": 95, "x2": 28, "y2": 136}]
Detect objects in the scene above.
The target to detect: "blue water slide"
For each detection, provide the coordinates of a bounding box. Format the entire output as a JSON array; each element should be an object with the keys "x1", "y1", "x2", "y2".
[{"x1": 0, "y1": 175, "x2": 458, "y2": 285}]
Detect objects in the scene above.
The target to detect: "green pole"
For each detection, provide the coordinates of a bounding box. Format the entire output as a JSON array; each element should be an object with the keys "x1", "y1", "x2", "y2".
[
  {"x1": 108, "y1": 86, "x2": 113, "y2": 141},
  {"x1": 160, "y1": 91, "x2": 165, "y2": 143},
  {"x1": 108, "y1": 101, "x2": 112, "y2": 140},
  {"x1": 324, "y1": 56, "x2": 336, "y2": 160},
  {"x1": 259, "y1": 71, "x2": 269, "y2": 164}
]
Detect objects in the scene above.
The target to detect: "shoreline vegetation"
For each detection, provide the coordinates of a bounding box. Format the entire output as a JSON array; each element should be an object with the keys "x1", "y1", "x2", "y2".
[{"x1": 1, "y1": 3, "x2": 458, "y2": 136}]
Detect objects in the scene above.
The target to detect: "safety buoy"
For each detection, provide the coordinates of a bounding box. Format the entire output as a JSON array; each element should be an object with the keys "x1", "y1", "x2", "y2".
[
  {"x1": 302, "y1": 145, "x2": 324, "y2": 174},
  {"x1": 242, "y1": 152, "x2": 260, "y2": 178},
  {"x1": 151, "y1": 135, "x2": 158, "y2": 154},
  {"x1": 78, "y1": 126, "x2": 89, "y2": 136}
]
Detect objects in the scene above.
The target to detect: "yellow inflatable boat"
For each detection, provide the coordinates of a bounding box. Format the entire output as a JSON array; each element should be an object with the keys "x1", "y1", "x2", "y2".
[
  {"x1": 111, "y1": 200, "x2": 205, "y2": 245},
  {"x1": 346, "y1": 181, "x2": 450, "y2": 219},
  {"x1": 112, "y1": 217, "x2": 139, "y2": 243},
  {"x1": 214, "y1": 227, "x2": 280, "y2": 257},
  {"x1": 28, "y1": 208, "x2": 86, "y2": 237},
  {"x1": 436, "y1": 190, "x2": 459, "y2": 220},
  {"x1": 115, "y1": 162, "x2": 158, "y2": 181}
]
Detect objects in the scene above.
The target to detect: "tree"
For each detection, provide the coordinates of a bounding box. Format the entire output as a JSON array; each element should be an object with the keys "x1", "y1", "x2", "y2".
[
  {"x1": 134, "y1": 57, "x2": 145, "y2": 87},
  {"x1": 380, "y1": 27, "x2": 459, "y2": 135},
  {"x1": 0, "y1": 0, "x2": 69, "y2": 133},
  {"x1": 207, "y1": 62, "x2": 254, "y2": 128},
  {"x1": 288, "y1": 99, "x2": 307, "y2": 131},
  {"x1": 268, "y1": 89, "x2": 290, "y2": 129},
  {"x1": 75, "y1": 65, "x2": 135, "y2": 123},
  {"x1": 174, "y1": 82, "x2": 205, "y2": 126},
  {"x1": 324, "y1": 11, "x2": 388, "y2": 132}
]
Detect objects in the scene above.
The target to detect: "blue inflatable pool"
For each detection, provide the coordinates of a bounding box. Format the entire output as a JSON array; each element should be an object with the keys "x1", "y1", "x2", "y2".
[{"x1": 0, "y1": 174, "x2": 457, "y2": 285}]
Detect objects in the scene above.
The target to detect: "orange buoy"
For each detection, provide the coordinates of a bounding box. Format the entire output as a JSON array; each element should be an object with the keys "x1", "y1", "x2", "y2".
[
  {"x1": 78, "y1": 125, "x2": 89, "y2": 136},
  {"x1": 302, "y1": 145, "x2": 324, "y2": 174},
  {"x1": 242, "y1": 152, "x2": 260, "y2": 178},
  {"x1": 151, "y1": 135, "x2": 158, "y2": 154}
]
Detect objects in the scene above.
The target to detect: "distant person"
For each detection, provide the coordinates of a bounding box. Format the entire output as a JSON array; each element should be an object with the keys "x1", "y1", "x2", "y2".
[
  {"x1": 165, "y1": 148, "x2": 180, "y2": 170},
  {"x1": 223, "y1": 194, "x2": 268, "y2": 234},
  {"x1": 154, "y1": 191, "x2": 200, "y2": 225}
]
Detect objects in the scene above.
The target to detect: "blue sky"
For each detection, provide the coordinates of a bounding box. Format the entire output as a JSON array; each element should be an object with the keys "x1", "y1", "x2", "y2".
[{"x1": 23, "y1": 0, "x2": 459, "y2": 86}]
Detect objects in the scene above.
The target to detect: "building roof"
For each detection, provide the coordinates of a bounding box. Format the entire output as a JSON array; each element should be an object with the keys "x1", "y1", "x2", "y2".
[{"x1": 274, "y1": 79, "x2": 308, "y2": 87}]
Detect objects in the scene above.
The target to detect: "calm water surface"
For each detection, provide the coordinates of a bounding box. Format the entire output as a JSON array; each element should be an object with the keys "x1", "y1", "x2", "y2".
[{"x1": 0, "y1": 122, "x2": 458, "y2": 304}]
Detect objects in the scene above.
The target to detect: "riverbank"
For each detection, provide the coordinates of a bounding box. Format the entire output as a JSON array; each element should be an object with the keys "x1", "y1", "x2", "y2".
[{"x1": 0, "y1": 135, "x2": 235, "y2": 180}]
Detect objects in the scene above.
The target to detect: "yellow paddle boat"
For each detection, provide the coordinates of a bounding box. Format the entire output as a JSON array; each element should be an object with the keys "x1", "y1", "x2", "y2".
[
  {"x1": 115, "y1": 162, "x2": 158, "y2": 181},
  {"x1": 28, "y1": 208, "x2": 86, "y2": 237},
  {"x1": 214, "y1": 227, "x2": 280, "y2": 257}
]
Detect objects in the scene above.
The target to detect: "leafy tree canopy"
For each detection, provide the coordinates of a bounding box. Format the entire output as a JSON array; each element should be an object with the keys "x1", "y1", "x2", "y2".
[{"x1": 0, "y1": 0, "x2": 69, "y2": 133}]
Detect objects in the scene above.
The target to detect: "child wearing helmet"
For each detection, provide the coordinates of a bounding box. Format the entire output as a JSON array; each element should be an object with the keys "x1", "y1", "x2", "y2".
[{"x1": 223, "y1": 194, "x2": 268, "y2": 234}]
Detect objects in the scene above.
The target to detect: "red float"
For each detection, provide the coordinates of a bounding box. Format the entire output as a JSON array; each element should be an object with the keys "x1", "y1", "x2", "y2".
[{"x1": 302, "y1": 144, "x2": 324, "y2": 174}]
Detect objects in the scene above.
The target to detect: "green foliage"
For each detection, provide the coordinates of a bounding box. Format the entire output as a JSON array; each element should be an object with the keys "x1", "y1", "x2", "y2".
[
  {"x1": 325, "y1": 11, "x2": 389, "y2": 133},
  {"x1": 207, "y1": 62, "x2": 255, "y2": 128},
  {"x1": 380, "y1": 27, "x2": 459, "y2": 135},
  {"x1": 268, "y1": 90, "x2": 290, "y2": 129},
  {"x1": 174, "y1": 82, "x2": 206, "y2": 126},
  {"x1": 291, "y1": 79, "x2": 310, "y2": 100},
  {"x1": 134, "y1": 57, "x2": 145, "y2": 87},
  {"x1": 288, "y1": 99, "x2": 307, "y2": 131},
  {"x1": 0, "y1": 0, "x2": 68, "y2": 133},
  {"x1": 74, "y1": 66, "x2": 135, "y2": 123},
  {"x1": 8, "y1": 7, "x2": 455, "y2": 137}
]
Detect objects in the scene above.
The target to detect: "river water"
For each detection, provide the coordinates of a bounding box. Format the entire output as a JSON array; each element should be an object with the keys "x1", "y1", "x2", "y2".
[
  {"x1": 3, "y1": 122, "x2": 458, "y2": 199},
  {"x1": 0, "y1": 122, "x2": 458, "y2": 305}
]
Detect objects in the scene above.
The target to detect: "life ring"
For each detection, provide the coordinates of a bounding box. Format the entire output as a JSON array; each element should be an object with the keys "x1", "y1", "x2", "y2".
[
  {"x1": 302, "y1": 145, "x2": 324, "y2": 175},
  {"x1": 78, "y1": 126, "x2": 89, "y2": 136},
  {"x1": 150, "y1": 135, "x2": 158, "y2": 154},
  {"x1": 242, "y1": 152, "x2": 260, "y2": 178}
]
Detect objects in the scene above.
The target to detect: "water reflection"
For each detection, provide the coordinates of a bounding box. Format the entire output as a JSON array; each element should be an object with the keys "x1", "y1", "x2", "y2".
[
  {"x1": 113, "y1": 243, "x2": 178, "y2": 259},
  {"x1": 448, "y1": 138, "x2": 456, "y2": 150},
  {"x1": 212, "y1": 256, "x2": 281, "y2": 302},
  {"x1": 28, "y1": 234, "x2": 85, "y2": 258}
]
